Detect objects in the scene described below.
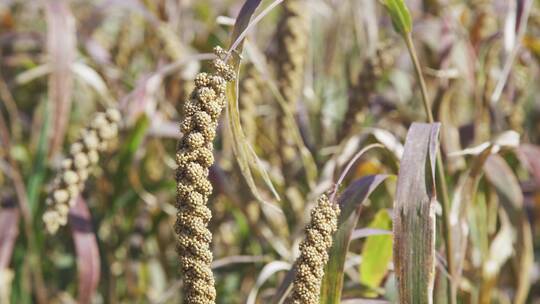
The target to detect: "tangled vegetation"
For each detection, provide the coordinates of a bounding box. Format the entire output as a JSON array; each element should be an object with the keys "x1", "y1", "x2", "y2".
[{"x1": 1, "y1": 0, "x2": 540, "y2": 303}]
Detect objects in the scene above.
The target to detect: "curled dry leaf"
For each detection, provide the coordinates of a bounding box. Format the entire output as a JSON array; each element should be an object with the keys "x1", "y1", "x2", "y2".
[
  {"x1": 449, "y1": 130, "x2": 522, "y2": 287},
  {"x1": 483, "y1": 154, "x2": 533, "y2": 304}
]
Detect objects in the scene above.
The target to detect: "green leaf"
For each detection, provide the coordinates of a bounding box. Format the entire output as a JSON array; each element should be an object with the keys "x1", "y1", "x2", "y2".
[
  {"x1": 320, "y1": 175, "x2": 389, "y2": 304},
  {"x1": 360, "y1": 209, "x2": 393, "y2": 293},
  {"x1": 320, "y1": 209, "x2": 357, "y2": 304},
  {"x1": 380, "y1": 0, "x2": 412, "y2": 34},
  {"x1": 26, "y1": 107, "x2": 49, "y2": 215},
  {"x1": 114, "y1": 114, "x2": 149, "y2": 188}
]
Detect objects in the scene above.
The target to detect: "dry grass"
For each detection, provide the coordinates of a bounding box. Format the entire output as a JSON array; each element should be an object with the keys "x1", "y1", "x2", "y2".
[{"x1": 0, "y1": 0, "x2": 539, "y2": 303}]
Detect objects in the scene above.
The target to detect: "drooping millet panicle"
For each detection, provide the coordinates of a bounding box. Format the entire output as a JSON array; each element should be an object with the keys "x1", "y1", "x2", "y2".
[
  {"x1": 239, "y1": 63, "x2": 262, "y2": 144},
  {"x1": 175, "y1": 46, "x2": 234, "y2": 304},
  {"x1": 42, "y1": 108, "x2": 121, "y2": 234},
  {"x1": 275, "y1": 0, "x2": 308, "y2": 169},
  {"x1": 340, "y1": 48, "x2": 393, "y2": 140},
  {"x1": 288, "y1": 193, "x2": 340, "y2": 304}
]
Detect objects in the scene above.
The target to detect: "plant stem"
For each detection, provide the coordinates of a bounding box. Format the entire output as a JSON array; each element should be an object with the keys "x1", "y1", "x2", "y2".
[
  {"x1": 0, "y1": 113, "x2": 48, "y2": 304},
  {"x1": 404, "y1": 33, "x2": 456, "y2": 304},
  {"x1": 404, "y1": 34, "x2": 433, "y2": 123}
]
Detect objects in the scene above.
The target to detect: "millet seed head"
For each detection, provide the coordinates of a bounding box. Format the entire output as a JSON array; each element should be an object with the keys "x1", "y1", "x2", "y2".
[
  {"x1": 42, "y1": 108, "x2": 121, "y2": 234},
  {"x1": 288, "y1": 193, "x2": 340, "y2": 304},
  {"x1": 275, "y1": 0, "x2": 310, "y2": 173},
  {"x1": 174, "y1": 46, "x2": 234, "y2": 304}
]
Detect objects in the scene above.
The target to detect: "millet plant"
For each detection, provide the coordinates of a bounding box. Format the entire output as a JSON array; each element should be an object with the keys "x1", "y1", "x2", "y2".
[{"x1": 0, "y1": 0, "x2": 539, "y2": 303}]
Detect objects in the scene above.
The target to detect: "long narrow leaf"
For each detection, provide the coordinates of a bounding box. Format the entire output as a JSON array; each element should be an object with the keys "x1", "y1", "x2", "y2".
[
  {"x1": 320, "y1": 210, "x2": 358, "y2": 304},
  {"x1": 69, "y1": 196, "x2": 101, "y2": 304},
  {"x1": 246, "y1": 261, "x2": 291, "y2": 304},
  {"x1": 320, "y1": 174, "x2": 389, "y2": 303},
  {"x1": 393, "y1": 122, "x2": 440, "y2": 304},
  {"x1": 360, "y1": 209, "x2": 393, "y2": 293},
  {"x1": 449, "y1": 131, "x2": 520, "y2": 285},
  {"x1": 483, "y1": 155, "x2": 533, "y2": 304},
  {"x1": 44, "y1": 0, "x2": 76, "y2": 156},
  {"x1": 517, "y1": 144, "x2": 540, "y2": 186},
  {"x1": 225, "y1": 0, "x2": 281, "y2": 206},
  {"x1": 0, "y1": 201, "x2": 19, "y2": 270},
  {"x1": 380, "y1": 0, "x2": 412, "y2": 35}
]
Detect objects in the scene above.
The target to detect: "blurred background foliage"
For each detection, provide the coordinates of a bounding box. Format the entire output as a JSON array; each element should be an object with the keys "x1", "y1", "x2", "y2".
[{"x1": 0, "y1": 0, "x2": 540, "y2": 303}]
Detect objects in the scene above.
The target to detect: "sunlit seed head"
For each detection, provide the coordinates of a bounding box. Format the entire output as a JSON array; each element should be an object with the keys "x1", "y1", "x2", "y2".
[
  {"x1": 87, "y1": 150, "x2": 99, "y2": 164},
  {"x1": 63, "y1": 170, "x2": 79, "y2": 185},
  {"x1": 70, "y1": 142, "x2": 84, "y2": 154},
  {"x1": 83, "y1": 130, "x2": 100, "y2": 150},
  {"x1": 53, "y1": 189, "x2": 69, "y2": 204},
  {"x1": 105, "y1": 108, "x2": 121, "y2": 123}
]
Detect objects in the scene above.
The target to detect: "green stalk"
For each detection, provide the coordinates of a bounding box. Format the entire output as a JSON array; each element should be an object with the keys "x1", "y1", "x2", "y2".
[
  {"x1": 0, "y1": 108, "x2": 47, "y2": 304},
  {"x1": 404, "y1": 33, "x2": 456, "y2": 304}
]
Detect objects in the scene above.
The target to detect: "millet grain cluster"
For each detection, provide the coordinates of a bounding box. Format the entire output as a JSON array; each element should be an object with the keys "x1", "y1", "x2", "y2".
[
  {"x1": 43, "y1": 108, "x2": 121, "y2": 234},
  {"x1": 288, "y1": 193, "x2": 340, "y2": 304},
  {"x1": 340, "y1": 48, "x2": 393, "y2": 140},
  {"x1": 175, "y1": 47, "x2": 234, "y2": 304},
  {"x1": 276, "y1": 0, "x2": 309, "y2": 169},
  {"x1": 239, "y1": 63, "x2": 262, "y2": 144}
]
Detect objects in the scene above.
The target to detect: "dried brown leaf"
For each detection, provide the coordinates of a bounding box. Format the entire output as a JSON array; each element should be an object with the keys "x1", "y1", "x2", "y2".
[
  {"x1": 45, "y1": 0, "x2": 76, "y2": 156},
  {"x1": 69, "y1": 196, "x2": 100, "y2": 304},
  {"x1": 0, "y1": 202, "x2": 19, "y2": 270},
  {"x1": 393, "y1": 122, "x2": 440, "y2": 304}
]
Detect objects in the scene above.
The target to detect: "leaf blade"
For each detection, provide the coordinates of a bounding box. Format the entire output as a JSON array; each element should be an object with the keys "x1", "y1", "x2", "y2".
[
  {"x1": 393, "y1": 122, "x2": 440, "y2": 304},
  {"x1": 225, "y1": 0, "x2": 281, "y2": 204},
  {"x1": 360, "y1": 209, "x2": 393, "y2": 292},
  {"x1": 380, "y1": 0, "x2": 412, "y2": 34},
  {"x1": 320, "y1": 174, "x2": 389, "y2": 304},
  {"x1": 69, "y1": 196, "x2": 101, "y2": 304},
  {"x1": 45, "y1": 0, "x2": 76, "y2": 156},
  {"x1": 483, "y1": 154, "x2": 533, "y2": 304},
  {"x1": 0, "y1": 202, "x2": 20, "y2": 270}
]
